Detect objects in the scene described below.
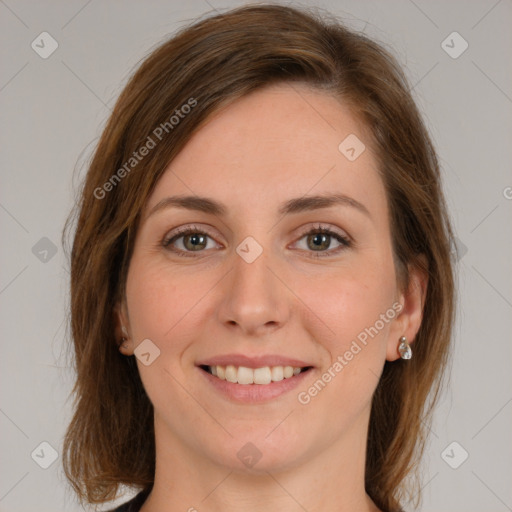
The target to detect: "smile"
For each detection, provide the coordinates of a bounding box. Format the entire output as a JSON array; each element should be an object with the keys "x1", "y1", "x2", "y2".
[{"x1": 200, "y1": 364, "x2": 312, "y2": 385}]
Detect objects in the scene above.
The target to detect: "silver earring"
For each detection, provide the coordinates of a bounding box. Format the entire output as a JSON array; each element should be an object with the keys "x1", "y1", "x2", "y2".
[
  {"x1": 398, "y1": 336, "x2": 412, "y2": 359},
  {"x1": 119, "y1": 337, "x2": 128, "y2": 349}
]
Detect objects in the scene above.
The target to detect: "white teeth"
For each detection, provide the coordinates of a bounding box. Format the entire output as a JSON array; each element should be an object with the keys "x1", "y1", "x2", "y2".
[
  {"x1": 253, "y1": 367, "x2": 271, "y2": 385},
  {"x1": 206, "y1": 364, "x2": 306, "y2": 385},
  {"x1": 283, "y1": 366, "x2": 294, "y2": 378},
  {"x1": 271, "y1": 366, "x2": 284, "y2": 381},
  {"x1": 237, "y1": 366, "x2": 254, "y2": 385},
  {"x1": 225, "y1": 364, "x2": 237, "y2": 383}
]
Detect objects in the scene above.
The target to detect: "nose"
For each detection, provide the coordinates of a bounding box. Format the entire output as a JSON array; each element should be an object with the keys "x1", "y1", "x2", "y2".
[{"x1": 216, "y1": 242, "x2": 290, "y2": 337}]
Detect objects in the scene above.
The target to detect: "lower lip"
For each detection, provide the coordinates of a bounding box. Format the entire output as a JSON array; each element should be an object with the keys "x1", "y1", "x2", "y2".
[{"x1": 197, "y1": 367, "x2": 313, "y2": 403}]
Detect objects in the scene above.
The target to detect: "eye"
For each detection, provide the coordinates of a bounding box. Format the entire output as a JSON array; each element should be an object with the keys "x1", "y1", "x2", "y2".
[
  {"x1": 293, "y1": 224, "x2": 351, "y2": 258},
  {"x1": 162, "y1": 223, "x2": 351, "y2": 258},
  {"x1": 162, "y1": 225, "x2": 220, "y2": 257}
]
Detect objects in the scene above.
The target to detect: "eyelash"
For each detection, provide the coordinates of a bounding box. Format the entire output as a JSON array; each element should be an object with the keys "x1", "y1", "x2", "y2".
[{"x1": 162, "y1": 223, "x2": 352, "y2": 259}]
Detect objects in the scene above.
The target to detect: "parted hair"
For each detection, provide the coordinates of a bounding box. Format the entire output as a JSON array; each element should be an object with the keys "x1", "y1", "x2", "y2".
[{"x1": 62, "y1": 4, "x2": 455, "y2": 511}]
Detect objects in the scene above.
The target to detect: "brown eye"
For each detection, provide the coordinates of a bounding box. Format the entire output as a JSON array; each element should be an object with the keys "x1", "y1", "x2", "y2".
[
  {"x1": 294, "y1": 226, "x2": 351, "y2": 258},
  {"x1": 162, "y1": 227, "x2": 218, "y2": 256},
  {"x1": 181, "y1": 233, "x2": 208, "y2": 251},
  {"x1": 307, "y1": 232, "x2": 332, "y2": 251}
]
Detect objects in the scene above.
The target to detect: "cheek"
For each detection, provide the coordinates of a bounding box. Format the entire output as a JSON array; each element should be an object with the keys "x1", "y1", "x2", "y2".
[
  {"x1": 293, "y1": 266, "x2": 396, "y2": 427},
  {"x1": 124, "y1": 256, "x2": 206, "y2": 401},
  {"x1": 297, "y1": 259, "x2": 397, "y2": 356},
  {"x1": 125, "y1": 254, "x2": 203, "y2": 342}
]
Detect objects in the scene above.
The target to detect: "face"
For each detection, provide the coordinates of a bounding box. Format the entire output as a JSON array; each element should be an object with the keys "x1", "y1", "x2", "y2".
[{"x1": 117, "y1": 83, "x2": 419, "y2": 473}]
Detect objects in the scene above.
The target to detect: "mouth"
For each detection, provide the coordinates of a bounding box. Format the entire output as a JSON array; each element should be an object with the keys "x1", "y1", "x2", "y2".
[{"x1": 199, "y1": 364, "x2": 313, "y2": 385}]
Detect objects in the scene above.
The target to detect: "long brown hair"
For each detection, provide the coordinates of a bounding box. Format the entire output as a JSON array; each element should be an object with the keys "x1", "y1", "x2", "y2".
[{"x1": 62, "y1": 4, "x2": 455, "y2": 511}]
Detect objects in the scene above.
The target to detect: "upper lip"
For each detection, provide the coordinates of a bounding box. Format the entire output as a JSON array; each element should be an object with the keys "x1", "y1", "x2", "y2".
[{"x1": 196, "y1": 354, "x2": 314, "y2": 369}]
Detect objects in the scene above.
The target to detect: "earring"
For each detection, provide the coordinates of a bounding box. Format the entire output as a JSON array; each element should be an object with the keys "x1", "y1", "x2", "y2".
[{"x1": 398, "y1": 336, "x2": 412, "y2": 360}]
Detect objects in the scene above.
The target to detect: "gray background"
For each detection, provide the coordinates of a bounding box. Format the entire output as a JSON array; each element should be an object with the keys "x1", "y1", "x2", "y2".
[{"x1": 1, "y1": 1, "x2": 511, "y2": 511}]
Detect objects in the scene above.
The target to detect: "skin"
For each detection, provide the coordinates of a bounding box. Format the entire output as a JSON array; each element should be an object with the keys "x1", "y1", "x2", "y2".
[{"x1": 116, "y1": 82, "x2": 427, "y2": 512}]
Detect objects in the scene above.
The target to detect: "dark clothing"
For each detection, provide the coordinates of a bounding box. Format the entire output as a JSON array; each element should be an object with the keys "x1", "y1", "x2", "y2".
[{"x1": 109, "y1": 488, "x2": 406, "y2": 511}]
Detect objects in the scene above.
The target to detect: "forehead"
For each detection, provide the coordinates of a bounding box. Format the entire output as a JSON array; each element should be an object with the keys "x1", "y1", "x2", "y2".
[{"x1": 145, "y1": 83, "x2": 386, "y2": 220}]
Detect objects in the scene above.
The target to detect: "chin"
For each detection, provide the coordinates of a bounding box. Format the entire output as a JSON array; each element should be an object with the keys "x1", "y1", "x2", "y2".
[{"x1": 206, "y1": 430, "x2": 311, "y2": 475}]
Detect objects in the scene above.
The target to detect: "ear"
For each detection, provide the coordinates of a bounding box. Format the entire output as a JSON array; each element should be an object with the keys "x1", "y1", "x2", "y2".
[
  {"x1": 386, "y1": 256, "x2": 428, "y2": 361},
  {"x1": 114, "y1": 300, "x2": 135, "y2": 356}
]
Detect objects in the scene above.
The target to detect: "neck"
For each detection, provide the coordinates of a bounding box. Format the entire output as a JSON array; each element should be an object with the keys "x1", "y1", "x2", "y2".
[{"x1": 140, "y1": 410, "x2": 381, "y2": 512}]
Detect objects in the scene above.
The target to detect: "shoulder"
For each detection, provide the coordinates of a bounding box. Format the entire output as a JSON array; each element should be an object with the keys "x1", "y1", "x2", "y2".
[{"x1": 106, "y1": 489, "x2": 151, "y2": 512}]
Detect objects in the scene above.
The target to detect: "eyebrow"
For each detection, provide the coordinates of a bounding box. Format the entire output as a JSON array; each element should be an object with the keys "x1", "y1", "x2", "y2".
[{"x1": 146, "y1": 193, "x2": 371, "y2": 219}]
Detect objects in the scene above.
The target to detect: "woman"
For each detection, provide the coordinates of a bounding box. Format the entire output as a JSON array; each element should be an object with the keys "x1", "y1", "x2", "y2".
[{"x1": 62, "y1": 4, "x2": 455, "y2": 512}]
